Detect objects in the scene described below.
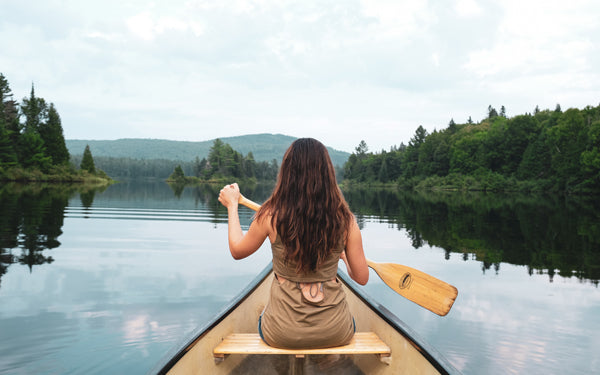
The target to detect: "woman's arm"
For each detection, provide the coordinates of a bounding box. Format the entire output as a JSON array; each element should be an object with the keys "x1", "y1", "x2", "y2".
[
  {"x1": 341, "y1": 218, "x2": 369, "y2": 285},
  {"x1": 218, "y1": 183, "x2": 269, "y2": 259}
]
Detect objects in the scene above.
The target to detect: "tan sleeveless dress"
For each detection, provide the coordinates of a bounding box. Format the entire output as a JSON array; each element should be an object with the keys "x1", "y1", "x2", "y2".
[{"x1": 260, "y1": 235, "x2": 355, "y2": 349}]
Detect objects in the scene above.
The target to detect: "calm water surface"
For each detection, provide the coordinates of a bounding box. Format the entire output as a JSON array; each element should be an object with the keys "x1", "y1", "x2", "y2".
[{"x1": 0, "y1": 182, "x2": 598, "y2": 374}]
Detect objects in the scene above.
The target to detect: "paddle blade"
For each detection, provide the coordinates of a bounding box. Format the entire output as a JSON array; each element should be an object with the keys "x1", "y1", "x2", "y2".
[{"x1": 367, "y1": 260, "x2": 457, "y2": 316}]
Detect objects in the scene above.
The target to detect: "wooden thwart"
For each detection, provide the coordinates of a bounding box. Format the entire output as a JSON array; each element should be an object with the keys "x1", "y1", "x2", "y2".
[{"x1": 213, "y1": 332, "x2": 391, "y2": 363}]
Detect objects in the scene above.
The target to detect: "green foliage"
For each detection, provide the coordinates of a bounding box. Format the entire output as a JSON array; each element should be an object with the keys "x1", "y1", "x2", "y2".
[
  {"x1": 80, "y1": 145, "x2": 96, "y2": 173},
  {"x1": 580, "y1": 120, "x2": 600, "y2": 180},
  {"x1": 38, "y1": 104, "x2": 69, "y2": 165},
  {"x1": 20, "y1": 85, "x2": 48, "y2": 134},
  {"x1": 0, "y1": 73, "x2": 88, "y2": 182},
  {"x1": 0, "y1": 121, "x2": 17, "y2": 168},
  {"x1": 166, "y1": 139, "x2": 279, "y2": 183},
  {"x1": 18, "y1": 132, "x2": 51, "y2": 171},
  {"x1": 343, "y1": 104, "x2": 600, "y2": 194},
  {"x1": 0, "y1": 74, "x2": 18, "y2": 168},
  {"x1": 546, "y1": 108, "x2": 588, "y2": 188},
  {"x1": 168, "y1": 165, "x2": 186, "y2": 182},
  {"x1": 517, "y1": 130, "x2": 551, "y2": 180}
]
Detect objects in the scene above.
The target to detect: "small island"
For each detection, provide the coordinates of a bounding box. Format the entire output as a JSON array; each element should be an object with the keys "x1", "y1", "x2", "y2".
[
  {"x1": 166, "y1": 138, "x2": 279, "y2": 185},
  {"x1": 0, "y1": 73, "x2": 111, "y2": 185}
]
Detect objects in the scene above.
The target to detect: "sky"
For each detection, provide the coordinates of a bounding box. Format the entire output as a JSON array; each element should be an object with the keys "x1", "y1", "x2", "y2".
[{"x1": 1, "y1": 0, "x2": 599, "y2": 153}]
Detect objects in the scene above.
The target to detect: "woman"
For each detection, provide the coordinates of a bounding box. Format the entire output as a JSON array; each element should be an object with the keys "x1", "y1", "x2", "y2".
[{"x1": 218, "y1": 138, "x2": 368, "y2": 349}]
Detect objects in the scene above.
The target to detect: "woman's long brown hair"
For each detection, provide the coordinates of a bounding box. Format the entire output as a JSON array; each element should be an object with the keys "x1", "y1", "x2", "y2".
[{"x1": 256, "y1": 138, "x2": 354, "y2": 273}]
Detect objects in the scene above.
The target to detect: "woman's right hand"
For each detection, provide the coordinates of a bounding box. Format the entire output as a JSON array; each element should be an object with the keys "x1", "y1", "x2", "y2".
[{"x1": 218, "y1": 183, "x2": 240, "y2": 209}]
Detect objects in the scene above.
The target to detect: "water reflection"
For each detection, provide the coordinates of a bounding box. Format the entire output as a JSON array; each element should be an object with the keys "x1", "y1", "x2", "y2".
[
  {"x1": 1, "y1": 181, "x2": 599, "y2": 375},
  {"x1": 0, "y1": 184, "x2": 66, "y2": 284},
  {"x1": 0, "y1": 183, "x2": 108, "y2": 286},
  {"x1": 342, "y1": 188, "x2": 600, "y2": 285},
  {"x1": 1, "y1": 182, "x2": 598, "y2": 289}
]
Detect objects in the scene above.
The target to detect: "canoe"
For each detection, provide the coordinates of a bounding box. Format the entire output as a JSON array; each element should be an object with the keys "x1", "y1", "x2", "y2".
[{"x1": 148, "y1": 264, "x2": 461, "y2": 375}]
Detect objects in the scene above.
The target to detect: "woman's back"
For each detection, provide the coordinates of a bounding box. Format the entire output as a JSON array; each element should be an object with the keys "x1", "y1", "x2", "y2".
[
  {"x1": 218, "y1": 137, "x2": 369, "y2": 349},
  {"x1": 260, "y1": 234, "x2": 355, "y2": 349}
]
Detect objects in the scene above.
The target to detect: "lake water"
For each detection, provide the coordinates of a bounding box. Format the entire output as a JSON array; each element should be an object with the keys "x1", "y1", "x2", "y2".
[{"x1": 0, "y1": 181, "x2": 598, "y2": 374}]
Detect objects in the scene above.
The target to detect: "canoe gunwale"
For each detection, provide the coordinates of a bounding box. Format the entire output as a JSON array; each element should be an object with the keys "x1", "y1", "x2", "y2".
[
  {"x1": 148, "y1": 263, "x2": 461, "y2": 375},
  {"x1": 337, "y1": 271, "x2": 461, "y2": 375},
  {"x1": 148, "y1": 265, "x2": 273, "y2": 375}
]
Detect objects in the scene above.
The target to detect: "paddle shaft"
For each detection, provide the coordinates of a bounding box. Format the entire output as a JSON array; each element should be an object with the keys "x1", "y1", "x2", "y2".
[{"x1": 236, "y1": 194, "x2": 457, "y2": 316}]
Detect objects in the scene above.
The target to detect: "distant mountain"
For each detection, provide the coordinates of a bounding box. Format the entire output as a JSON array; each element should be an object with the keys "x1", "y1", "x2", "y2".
[{"x1": 66, "y1": 134, "x2": 350, "y2": 167}]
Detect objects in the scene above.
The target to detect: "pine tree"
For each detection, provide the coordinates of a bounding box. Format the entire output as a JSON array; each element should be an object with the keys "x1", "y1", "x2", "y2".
[
  {"x1": 0, "y1": 73, "x2": 18, "y2": 165},
  {"x1": 18, "y1": 131, "x2": 51, "y2": 170},
  {"x1": 168, "y1": 165, "x2": 187, "y2": 184},
  {"x1": 80, "y1": 145, "x2": 96, "y2": 173},
  {"x1": 193, "y1": 156, "x2": 202, "y2": 177},
  {"x1": 21, "y1": 84, "x2": 48, "y2": 134},
  {"x1": 0, "y1": 121, "x2": 17, "y2": 168},
  {"x1": 355, "y1": 140, "x2": 369, "y2": 158},
  {"x1": 448, "y1": 118, "x2": 457, "y2": 132},
  {"x1": 38, "y1": 103, "x2": 69, "y2": 165}
]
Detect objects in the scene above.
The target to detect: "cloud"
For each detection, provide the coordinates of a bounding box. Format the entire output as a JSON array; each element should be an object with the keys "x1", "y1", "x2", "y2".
[
  {"x1": 454, "y1": 0, "x2": 483, "y2": 18},
  {"x1": 0, "y1": 0, "x2": 599, "y2": 152}
]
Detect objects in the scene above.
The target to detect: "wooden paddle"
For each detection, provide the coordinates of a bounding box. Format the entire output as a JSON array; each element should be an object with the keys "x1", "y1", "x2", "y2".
[{"x1": 238, "y1": 195, "x2": 458, "y2": 316}]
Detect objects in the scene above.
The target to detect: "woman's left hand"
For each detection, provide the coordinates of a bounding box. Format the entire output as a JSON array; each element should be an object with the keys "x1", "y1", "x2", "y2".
[{"x1": 218, "y1": 183, "x2": 240, "y2": 209}]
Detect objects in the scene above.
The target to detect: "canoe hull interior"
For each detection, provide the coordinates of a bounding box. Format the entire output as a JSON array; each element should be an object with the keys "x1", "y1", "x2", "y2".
[{"x1": 151, "y1": 265, "x2": 459, "y2": 375}]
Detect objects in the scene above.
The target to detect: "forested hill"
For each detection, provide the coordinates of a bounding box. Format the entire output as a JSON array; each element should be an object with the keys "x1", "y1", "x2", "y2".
[{"x1": 66, "y1": 134, "x2": 350, "y2": 167}]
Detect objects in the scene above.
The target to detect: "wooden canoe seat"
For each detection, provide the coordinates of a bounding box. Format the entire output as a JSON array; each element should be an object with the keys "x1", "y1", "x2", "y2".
[{"x1": 213, "y1": 332, "x2": 391, "y2": 364}]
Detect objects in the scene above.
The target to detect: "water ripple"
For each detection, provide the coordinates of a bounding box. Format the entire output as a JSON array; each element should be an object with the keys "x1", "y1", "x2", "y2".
[{"x1": 64, "y1": 206, "x2": 255, "y2": 224}]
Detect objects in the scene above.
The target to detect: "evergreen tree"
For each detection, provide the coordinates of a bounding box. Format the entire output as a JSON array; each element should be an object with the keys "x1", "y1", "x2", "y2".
[
  {"x1": 448, "y1": 118, "x2": 457, "y2": 133},
  {"x1": 193, "y1": 156, "x2": 202, "y2": 177},
  {"x1": 0, "y1": 74, "x2": 18, "y2": 167},
  {"x1": 21, "y1": 84, "x2": 48, "y2": 134},
  {"x1": 244, "y1": 152, "x2": 256, "y2": 178},
  {"x1": 198, "y1": 157, "x2": 209, "y2": 178},
  {"x1": 18, "y1": 131, "x2": 51, "y2": 170},
  {"x1": 409, "y1": 125, "x2": 428, "y2": 147},
  {"x1": 38, "y1": 103, "x2": 69, "y2": 165},
  {"x1": 547, "y1": 108, "x2": 587, "y2": 184},
  {"x1": 378, "y1": 154, "x2": 389, "y2": 182},
  {"x1": 169, "y1": 165, "x2": 185, "y2": 181},
  {"x1": 80, "y1": 145, "x2": 96, "y2": 173},
  {"x1": 208, "y1": 138, "x2": 225, "y2": 176},
  {"x1": 343, "y1": 153, "x2": 358, "y2": 180},
  {"x1": 0, "y1": 121, "x2": 17, "y2": 168},
  {"x1": 500, "y1": 105, "x2": 507, "y2": 118},
  {"x1": 403, "y1": 125, "x2": 428, "y2": 178},
  {"x1": 355, "y1": 140, "x2": 368, "y2": 158}
]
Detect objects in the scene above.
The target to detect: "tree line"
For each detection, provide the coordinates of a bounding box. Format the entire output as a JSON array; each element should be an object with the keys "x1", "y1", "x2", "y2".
[
  {"x1": 344, "y1": 104, "x2": 600, "y2": 194},
  {"x1": 0, "y1": 73, "x2": 103, "y2": 181},
  {"x1": 168, "y1": 138, "x2": 279, "y2": 183}
]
